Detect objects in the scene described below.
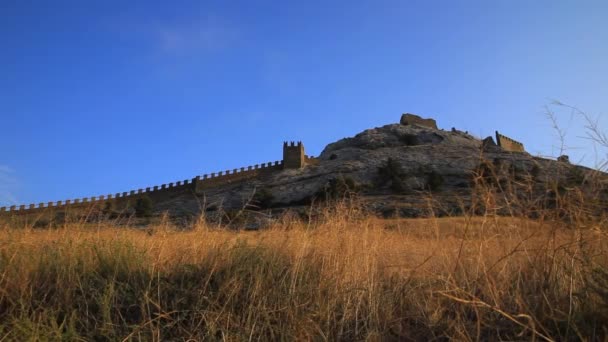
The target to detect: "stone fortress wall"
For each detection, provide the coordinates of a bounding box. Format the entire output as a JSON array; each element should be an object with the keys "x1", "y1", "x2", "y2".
[
  {"x1": 0, "y1": 114, "x2": 528, "y2": 217},
  {"x1": 495, "y1": 131, "x2": 525, "y2": 152},
  {"x1": 1, "y1": 142, "x2": 316, "y2": 216},
  {"x1": 401, "y1": 113, "x2": 526, "y2": 153}
]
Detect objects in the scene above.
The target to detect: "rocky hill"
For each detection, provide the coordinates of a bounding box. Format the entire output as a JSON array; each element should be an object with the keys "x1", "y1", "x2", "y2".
[
  {"x1": 158, "y1": 120, "x2": 605, "y2": 221},
  {"x1": 3, "y1": 115, "x2": 606, "y2": 226}
]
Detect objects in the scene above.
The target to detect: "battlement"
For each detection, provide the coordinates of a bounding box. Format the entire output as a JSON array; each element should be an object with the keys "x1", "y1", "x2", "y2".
[
  {"x1": 0, "y1": 141, "x2": 318, "y2": 216},
  {"x1": 0, "y1": 178, "x2": 197, "y2": 215},
  {"x1": 0, "y1": 162, "x2": 281, "y2": 214},
  {"x1": 283, "y1": 141, "x2": 306, "y2": 169},
  {"x1": 283, "y1": 141, "x2": 303, "y2": 148},
  {"x1": 495, "y1": 131, "x2": 525, "y2": 152},
  {"x1": 193, "y1": 160, "x2": 286, "y2": 192}
]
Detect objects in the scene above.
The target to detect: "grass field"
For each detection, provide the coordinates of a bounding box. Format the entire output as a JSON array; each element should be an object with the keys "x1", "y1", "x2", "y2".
[{"x1": 0, "y1": 200, "x2": 606, "y2": 341}]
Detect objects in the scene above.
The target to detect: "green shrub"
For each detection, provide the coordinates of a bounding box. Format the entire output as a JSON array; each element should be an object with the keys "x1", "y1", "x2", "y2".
[
  {"x1": 316, "y1": 175, "x2": 359, "y2": 200},
  {"x1": 134, "y1": 196, "x2": 153, "y2": 218},
  {"x1": 426, "y1": 170, "x2": 444, "y2": 191},
  {"x1": 530, "y1": 164, "x2": 541, "y2": 178},
  {"x1": 377, "y1": 158, "x2": 407, "y2": 193},
  {"x1": 566, "y1": 166, "x2": 585, "y2": 186},
  {"x1": 252, "y1": 188, "x2": 275, "y2": 209},
  {"x1": 102, "y1": 201, "x2": 114, "y2": 216}
]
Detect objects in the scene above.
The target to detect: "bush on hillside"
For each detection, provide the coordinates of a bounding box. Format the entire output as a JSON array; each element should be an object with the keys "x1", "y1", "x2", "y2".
[
  {"x1": 426, "y1": 170, "x2": 444, "y2": 191},
  {"x1": 316, "y1": 175, "x2": 359, "y2": 200},
  {"x1": 134, "y1": 196, "x2": 153, "y2": 218},
  {"x1": 252, "y1": 188, "x2": 275, "y2": 209},
  {"x1": 377, "y1": 158, "x2": 407, "y2": 193}
]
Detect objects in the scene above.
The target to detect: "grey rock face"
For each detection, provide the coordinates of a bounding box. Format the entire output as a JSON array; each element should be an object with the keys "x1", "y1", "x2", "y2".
[{"x1": 156, "y1": 123, "x2": 602, "y2": 218}]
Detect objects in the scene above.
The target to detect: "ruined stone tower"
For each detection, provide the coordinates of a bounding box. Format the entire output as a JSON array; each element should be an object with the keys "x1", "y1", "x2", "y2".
[{"x1": 283, "y1": 141, "x2": 306, "y2": 169}]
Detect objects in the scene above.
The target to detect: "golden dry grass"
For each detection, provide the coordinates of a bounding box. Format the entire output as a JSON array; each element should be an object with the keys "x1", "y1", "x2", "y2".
[{"x1": 0, "y1": 207, "x2": 606, "y2": 341}]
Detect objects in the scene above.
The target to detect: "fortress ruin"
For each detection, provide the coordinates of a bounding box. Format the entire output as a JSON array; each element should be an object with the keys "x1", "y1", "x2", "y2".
[
  {"x1": 0, "y1": 142, "x2": 315, "y2": 217},
  {"x1": 0, "y1": 113, "x2": 531, "y2": 219},
  {"x1": 495, "y1": 131, "x2": 525, "y2": 152},
  {"x1": 400, "y1": 113, "x2": 438, "y2": 129}
]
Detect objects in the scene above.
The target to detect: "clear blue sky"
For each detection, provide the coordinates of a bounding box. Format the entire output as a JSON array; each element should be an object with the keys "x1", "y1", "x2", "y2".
[{"x1": 1, "y1": 1, "x2": 607, "y2": 206}]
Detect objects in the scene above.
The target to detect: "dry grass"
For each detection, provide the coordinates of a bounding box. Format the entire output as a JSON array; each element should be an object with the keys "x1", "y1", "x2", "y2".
[
  {"x1": 0, "y1": 204, "x2": 606, "y2": 340},
  {"x1": 2, "y1": 106, "x2": 608, "y2": 340}
]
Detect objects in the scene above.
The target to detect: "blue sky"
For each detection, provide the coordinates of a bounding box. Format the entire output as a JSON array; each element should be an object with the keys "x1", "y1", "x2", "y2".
[{"x1": 1, "y1": 1, "x2": 607, "y2": 206}]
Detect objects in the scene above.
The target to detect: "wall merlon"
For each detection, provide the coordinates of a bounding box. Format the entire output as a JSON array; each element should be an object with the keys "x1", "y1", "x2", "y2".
[
  {"x1": 29, "y1": 204, "x2": 35, "y2": 209},
  {"x1": 146, "y1": 187, "x2": 151, "y2": 192},
  {"x1": 0, "y1": 207, "x2": 5, "y2": 212}
]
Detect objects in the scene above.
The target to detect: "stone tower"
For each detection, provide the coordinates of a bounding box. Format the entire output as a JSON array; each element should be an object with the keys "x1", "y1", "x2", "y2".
[{"x1": 283, "y1": 141, "x2": 306, "y2": 169}]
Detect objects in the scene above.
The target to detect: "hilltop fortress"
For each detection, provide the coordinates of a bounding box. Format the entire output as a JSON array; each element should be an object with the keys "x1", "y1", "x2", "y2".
[
  {"x1": 0, "y1": 141, "x2": 319, "y2": 217},
  {"x1": 0, "y1": 113, "x2": 533, "y2": 220}
]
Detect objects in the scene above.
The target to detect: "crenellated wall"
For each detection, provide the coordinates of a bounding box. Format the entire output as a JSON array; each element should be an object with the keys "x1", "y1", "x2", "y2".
[
  {"x1": 0, "y1": 157, "x2": 315, "y2": 216},
  {"x1": 0, "y1": 179, "x2": 196, "y2": 216},
  {"x1": 495, "y1": 131, "x2": 525, "y2": 152},
  {"x1": 193, "y1": 160, "x2": 284, "y2": 192}
]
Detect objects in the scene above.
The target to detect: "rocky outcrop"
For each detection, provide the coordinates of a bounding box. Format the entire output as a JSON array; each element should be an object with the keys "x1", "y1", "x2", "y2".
[
  {"x1": 4, "y1": 119, "x2": 605, "y2": 225},
  {"x1": 152, "y1": 122, "x2": 604, "y2": 220}
]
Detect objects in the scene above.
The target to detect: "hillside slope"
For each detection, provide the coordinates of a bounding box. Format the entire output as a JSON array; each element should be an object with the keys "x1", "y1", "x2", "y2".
[
  {"x1": 2, "y1": 119, "x2": 605, "y2": 225},
  {"x1": 159, "y1": 123, "x2": 604, "y2": 219}
]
